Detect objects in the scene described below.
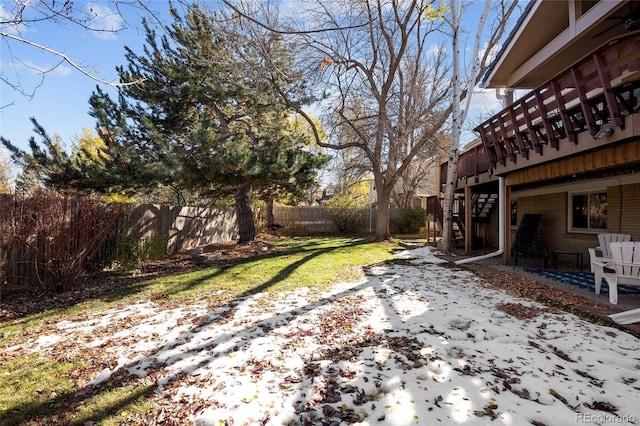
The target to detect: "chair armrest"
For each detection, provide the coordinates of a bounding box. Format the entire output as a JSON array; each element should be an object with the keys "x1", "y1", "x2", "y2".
[
  {"x1": 612, "y1": 261, "x2": 640, "y2": 269},
  {"x1": 589, "y1": 248, "x2": 610, "y2": 262}
]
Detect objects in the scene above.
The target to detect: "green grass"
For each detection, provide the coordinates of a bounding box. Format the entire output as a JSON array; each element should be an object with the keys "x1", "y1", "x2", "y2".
[
  {"x1": 0, "y1": 354, "x2": 89, "y2": 425},
  {"x1": 0, "y1": 353, "x2": 155, "y2": 426},
  {"x1": 0, "y1": 236, "x2": 401, "y2": 425},
  {"x1": 147, "y1": 236, "x2": 390, "y2": 298}
]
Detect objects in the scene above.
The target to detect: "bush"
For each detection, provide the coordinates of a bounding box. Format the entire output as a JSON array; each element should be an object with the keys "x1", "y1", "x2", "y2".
[
  {"x1": 110, "y1": 234, "x2": 168, "y2": 273},
  {"x1": 0, "y1": 191, "x2": 123, "y2": 293},
  {"x1": 325, "y1": 194, "x2": 368, "y2": 233},
  {"x1": 252, "y1": 200, "x2": 268, "y2": 234},
  {"x1": 391, "y1": 206, "x2": 426, "y2": 234}
]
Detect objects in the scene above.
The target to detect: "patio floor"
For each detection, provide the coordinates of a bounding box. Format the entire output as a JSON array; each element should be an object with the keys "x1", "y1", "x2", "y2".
[
  {"x1": 524, "y1": 269, "x2": 640, "y2": 297},
  {"x1": 468, "y1": 253, "x2": 640, "y2": 319}
]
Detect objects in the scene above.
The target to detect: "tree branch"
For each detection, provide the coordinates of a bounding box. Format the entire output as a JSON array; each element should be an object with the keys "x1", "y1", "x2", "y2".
[
  {"x1": 1, "y1": 31, "x2": 146, "y2": 88},
  {"x1": 220, "y1": 0, "x2": 374, "y2": 35}
]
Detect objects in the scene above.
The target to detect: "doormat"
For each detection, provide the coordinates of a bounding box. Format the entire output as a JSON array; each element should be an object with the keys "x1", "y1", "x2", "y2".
[{"x1": 523, "y1": 269, "x2": 640, "y2": 295}]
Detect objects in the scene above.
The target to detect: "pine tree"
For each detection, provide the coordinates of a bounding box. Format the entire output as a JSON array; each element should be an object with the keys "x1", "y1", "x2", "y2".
[
  {"x1": 2, "y1": 5, "x2": 328, "y2": 242},
  {"x1": 92, "y1": 5, "x2": 327, "y2": 242}
]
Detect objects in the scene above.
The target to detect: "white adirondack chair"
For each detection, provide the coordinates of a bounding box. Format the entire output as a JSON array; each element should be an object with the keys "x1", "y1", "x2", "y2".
[
  {"x1": 602, "y1": 242, "x2": 640, "y2": 304},
  {"x1": 589, "y1": 233, "x2": 631, "y2": 272},
  {"x1": 590, "y1": 233, "x2": 632, "y2": 294}
]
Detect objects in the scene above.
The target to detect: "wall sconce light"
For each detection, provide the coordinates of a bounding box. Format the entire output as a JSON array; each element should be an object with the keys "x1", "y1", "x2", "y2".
[{"x1": 594, "y1": 127, "x2": 614, "y2": 139}]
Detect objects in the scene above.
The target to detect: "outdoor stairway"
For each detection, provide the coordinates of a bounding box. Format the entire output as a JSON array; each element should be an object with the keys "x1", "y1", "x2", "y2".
[
  {"x1": 453, "y1": 219, "x2": 465, "y2": 247},
  {"x1": 471, "y1": 193, "x2": 497, "y2": 222},
  {"x1": 426, "y1": 193, "x2": 498, "y2": 247}
]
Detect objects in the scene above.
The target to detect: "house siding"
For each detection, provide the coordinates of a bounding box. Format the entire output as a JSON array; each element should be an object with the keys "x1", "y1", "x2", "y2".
[
  {"x1": 483, "y1": 204, "x2": 500, "y2": 248},
  {"x1": 449, "y1": 1, "x2": 640, "y2": 264},
  {"x1": 510, "y1": 183, "x2": 640, "y2": 262},
  {"x1": 611, "y1": 183, "x2": 640, "y2": 240}
]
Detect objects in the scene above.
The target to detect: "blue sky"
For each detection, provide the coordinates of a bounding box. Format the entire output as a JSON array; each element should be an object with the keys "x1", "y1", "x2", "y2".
[
  {"x1": 1, "y1": 1, "x2": 510, "y2": 161},
  {"x1": 1, "y1": 1, "x2": 176, "y2": 154}
]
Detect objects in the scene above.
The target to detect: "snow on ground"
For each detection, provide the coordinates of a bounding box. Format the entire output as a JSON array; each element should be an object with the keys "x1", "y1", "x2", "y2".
[{"x1": 6, "y1": 247, "x2": 640, "y2": 425}]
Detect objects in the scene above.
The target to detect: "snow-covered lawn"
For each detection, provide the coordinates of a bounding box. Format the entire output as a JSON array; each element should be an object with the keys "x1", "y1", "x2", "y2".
[{"x1": 6, "y1": 247, "x2": 640, "y2": 425}]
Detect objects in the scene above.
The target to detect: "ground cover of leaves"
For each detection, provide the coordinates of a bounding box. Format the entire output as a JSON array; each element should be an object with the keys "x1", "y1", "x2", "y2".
[{"x1": 1, "y1": 242, "x2": 639, "y2": 425}]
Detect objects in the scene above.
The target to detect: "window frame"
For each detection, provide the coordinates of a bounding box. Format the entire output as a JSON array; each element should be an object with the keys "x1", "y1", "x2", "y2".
[{"x1": 567, "y1": 189, "x2": 608, "y2": 234}]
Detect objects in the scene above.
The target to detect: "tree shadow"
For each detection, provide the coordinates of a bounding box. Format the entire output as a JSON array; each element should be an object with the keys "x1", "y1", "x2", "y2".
[
  {"x1": 149, "y1": 260, "x2": 504, "y2": 425},
  {"x1": 1, "y1": 368, "x2": 156, "y2": 426},
  {"x1": 0, "y1": 237, "x2": 373, "y2": 322},
  {"x1": 1, "y1": 237, "x2": 389, "y2": 424}
]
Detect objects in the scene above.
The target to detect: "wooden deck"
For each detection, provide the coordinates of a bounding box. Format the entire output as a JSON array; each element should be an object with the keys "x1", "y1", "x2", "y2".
[{"x1": 443, "y1": 30, "x2": 640, "y2": 189}]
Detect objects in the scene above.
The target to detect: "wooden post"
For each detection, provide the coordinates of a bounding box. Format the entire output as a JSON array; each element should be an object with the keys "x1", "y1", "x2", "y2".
[
  {"x1": 503, "y1": 183, "x2": 512, "y2": 265},
  {"x1": 465, "y1": 186, "x2": 472, "y2": 254}
]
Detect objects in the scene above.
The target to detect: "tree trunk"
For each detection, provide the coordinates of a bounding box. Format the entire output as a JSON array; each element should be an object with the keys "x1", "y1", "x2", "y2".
[
  {"x1": 235, "y1": 183, "x2": 255, "y2": 243},
  {"x1": 265, "y1": 196, "x2": 275, "y2": 228},
  {"x1": 441, "y1": 0, "x2": 491, "y2": 252},
  {"x1": 442, "y1": 0, "x2": 462, "y2": 252},
  {"x1": 374, "y1": 188, "x2": 392, "y2": 241},
  {"x1": 441, "y1": 156, "x2": 459, "y2": 251}
]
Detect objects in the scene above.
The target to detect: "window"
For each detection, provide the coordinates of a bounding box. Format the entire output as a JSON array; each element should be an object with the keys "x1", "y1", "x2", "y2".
[{"x1": 569, "y1": 191, "x2": 607, "y2": 232}]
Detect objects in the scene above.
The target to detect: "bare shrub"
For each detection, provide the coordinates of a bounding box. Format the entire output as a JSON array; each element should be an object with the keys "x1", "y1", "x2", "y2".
[{"x1": 0, "y1": 191, "x2": 122, "y2": 294}]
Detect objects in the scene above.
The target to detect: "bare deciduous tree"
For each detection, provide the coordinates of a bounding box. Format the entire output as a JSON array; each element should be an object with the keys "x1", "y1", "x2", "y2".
[
  {"x1": 439, "y1": 0, "x2": 519, "y2": 251},
  {"x1": 0, "y1": 149, "x2": 13, "y2": 193},
  {"x1": 393, "y1": 132, "x2": 449, "y2": 209},
  {"x1": 225, "y1": 0, "x2": 518, "y2": 243},
  {"x1": 294, "y1": 0, "x2": 453, "y2": 240}
]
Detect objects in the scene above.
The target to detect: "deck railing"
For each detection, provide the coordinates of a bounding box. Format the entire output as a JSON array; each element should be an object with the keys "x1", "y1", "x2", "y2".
[
  {"x1": 440, "y1": 144, "x2": 493, "y2": 189},
  {"x1": 474, "y1": 30, "x2": 640, "y2": 170},
  {"x1": 442, "y1": 30, "x2": 640, "y2": 186}
]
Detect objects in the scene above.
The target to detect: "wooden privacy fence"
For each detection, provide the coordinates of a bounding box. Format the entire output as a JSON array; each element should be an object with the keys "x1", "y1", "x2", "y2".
[
  {"x1": 1, "y1": 195, "x2": 417, "y2": 295},
  {"x1": 273, "y1": 206, "x2": 405, "y2": 234},
  {"x1": 273, "y1": 206, "x2": 339, "y2": 233},
  {"x1": 123, "y1": 204, "x2": 238, "y2": 254},
  {"x1": 0, "y1": 195, "x2": 238, "y2": 294}
]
